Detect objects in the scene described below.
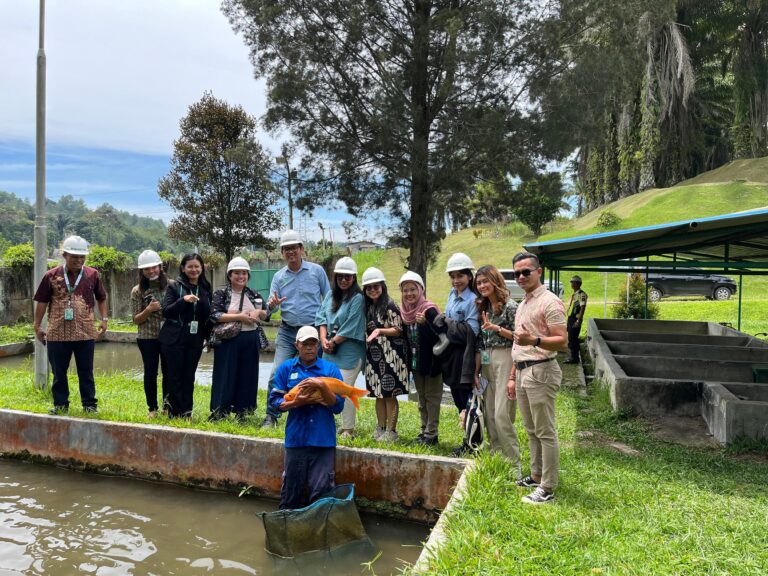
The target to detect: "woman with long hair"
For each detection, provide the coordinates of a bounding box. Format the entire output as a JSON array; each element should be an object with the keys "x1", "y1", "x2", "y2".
[
  {"x1": 316, "y1": 257, "x2": 366, "y2": 439},
  {"x1": 474, "y1": 264, "x2": 520, "y2": 477},
  {"x1": 399, "y1": 271, "x2": 442, "y2": 446},
  {"x1": 209, "y1": 257, "x2": 267, "y2": 421},
  {"x1": 130, "y1": 250, "x2": 169, "y2": 417},
  {"x1": 361, "y1": 267, "x2": 409, "y2": 442},
  {"x1": 160, "y1": 253, "x2": 212, "y2": 418}
]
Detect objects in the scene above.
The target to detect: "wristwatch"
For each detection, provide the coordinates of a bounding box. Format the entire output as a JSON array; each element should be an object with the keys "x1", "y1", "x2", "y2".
[
  {"x1": 101, "y1": 317, "x2": 109, "y2": 322},
  {"x1": 535, "y1": 337, "x2": 541, "y2": 347}
]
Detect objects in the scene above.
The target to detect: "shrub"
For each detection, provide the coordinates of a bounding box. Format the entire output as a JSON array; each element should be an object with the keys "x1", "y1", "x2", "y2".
[
  {"x1": 158, "y1": 250, "x2": 179, "y2": 271},
  {"x1": 612, "y1": 273, "x2": 660, "y2": 319},
  {"x1": 87, "y1": 245, "x2": 131, "y2": 273},
  {"x1": 3, "y1": 243, "x2": 35, "y2": 268},
  {"x1": 596, "y1": 209, "x2": 621, "y2": 230}
]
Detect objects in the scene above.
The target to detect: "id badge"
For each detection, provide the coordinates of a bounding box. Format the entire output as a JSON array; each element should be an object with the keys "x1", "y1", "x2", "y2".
[
  {"x1": 64, "y1": 308, "x2": 74, "y2": 321},
  {"x1": 481, "y1": 349, "x2": 491, "y2": 365},
  {"x1": 189, "y1": 320, "x2": 199, "y2": 334}
]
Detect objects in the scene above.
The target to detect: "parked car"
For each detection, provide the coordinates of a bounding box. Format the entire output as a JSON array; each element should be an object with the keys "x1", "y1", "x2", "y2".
[
  {"x1": 646, "y1": 270, "x2": 737, "y2": 301},
  {"x1": 500, "y1": 269, "x2": 564, "y2": 301}
]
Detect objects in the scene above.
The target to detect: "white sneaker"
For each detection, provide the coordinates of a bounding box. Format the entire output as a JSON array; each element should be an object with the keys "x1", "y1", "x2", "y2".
[
  {"x1": 373, "y1": 426, "x2": 386, "y2": 441},
  {"x1": 382, "y1": 430, "x2": 399, "y2": 443},
  {"x1": 522, "y1": 487, "x2": 555, "y2": 504}
]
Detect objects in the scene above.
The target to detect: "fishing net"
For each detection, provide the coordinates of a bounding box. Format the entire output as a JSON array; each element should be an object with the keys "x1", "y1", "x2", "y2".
[{"x1": 260, "y1": 484, "x2": 371, "y2": 561}]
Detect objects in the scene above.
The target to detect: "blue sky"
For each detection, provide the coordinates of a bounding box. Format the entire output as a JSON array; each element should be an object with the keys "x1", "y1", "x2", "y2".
[{"x1": 0, "y1": 1, "x2": 386, "y2": 242}]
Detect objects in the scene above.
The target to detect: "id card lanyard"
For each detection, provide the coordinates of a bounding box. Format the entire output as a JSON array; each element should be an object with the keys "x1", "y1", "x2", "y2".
[
  {"x1": 63, "y1": 266, "x2": 84, "y2": 321},
  {"x1": 180, "y1": 284, "x2": 200, "y2": 334}
]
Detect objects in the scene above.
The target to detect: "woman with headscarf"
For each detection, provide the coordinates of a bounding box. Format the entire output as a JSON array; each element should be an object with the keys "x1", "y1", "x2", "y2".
[{"x1": 399, "y1": 271, "x2": 442, "y2": 446}]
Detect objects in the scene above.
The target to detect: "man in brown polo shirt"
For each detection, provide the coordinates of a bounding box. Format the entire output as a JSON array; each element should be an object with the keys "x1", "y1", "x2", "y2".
[
  {"x1": 33, "y1": 235, "x2": 108, "y2": 414},
  {"x1": 509, "y1": 252, "x2": 567, "y2": 504}
]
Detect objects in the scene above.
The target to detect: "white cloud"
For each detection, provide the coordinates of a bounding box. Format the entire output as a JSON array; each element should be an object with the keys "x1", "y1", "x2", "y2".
[{"x1": 0, "y1": 0, "x2": 279, "y2": 156}]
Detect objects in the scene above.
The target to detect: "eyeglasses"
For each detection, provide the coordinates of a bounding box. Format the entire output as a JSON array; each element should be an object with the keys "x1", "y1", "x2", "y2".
[
  {"x1": 336, "y1": 274, "x2": 354, "y2": 280},
  {"x1": 365, "y1": 284, "x2": 382, "y2": 291},
  {"x1": 512, "y1": 268, "x2": 537, "y2": 279},
  {"x1": 281, "y1": 245, "x2": 301, "y2": 253}
]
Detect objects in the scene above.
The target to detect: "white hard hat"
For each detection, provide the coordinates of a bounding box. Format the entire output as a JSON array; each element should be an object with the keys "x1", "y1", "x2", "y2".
[
  {"x1": 398, "y1": 271, "x2": 424, "y2": 289},
  {"x1": 361, "y1": 267, "x2": 386, "y2": 286},
  {"x1": 446, "y1": 252, "x2": 475, "y2": 273},
  {"x1": 62, "y1": 235, "x2": 89, "y2": 256},
  {"x1": 227, "y1": 256, "x2": 250, "y2": 273},
  {"x1": 280, "y1": 229, "x2": 303, "y2": 247},
  {"x1": 137, "y1": 250, "x2": 162, "y2": 269},
  {"x1": 334, "y1": 257, "x2": 358, "y2": 275},
  {"x1": 296, "y1": 325, "x2": 319, "y2": 342}
]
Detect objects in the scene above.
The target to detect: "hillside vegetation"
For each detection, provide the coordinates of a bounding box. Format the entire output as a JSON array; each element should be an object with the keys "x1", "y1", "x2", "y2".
[{"x1": 355, "y1": 160, "x2": 768, "y2": 313}]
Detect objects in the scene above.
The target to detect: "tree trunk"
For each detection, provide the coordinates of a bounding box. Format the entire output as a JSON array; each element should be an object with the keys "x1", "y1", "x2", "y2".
[{"x1": 407, "y1": 0, "x2": 432, "y2": 287}]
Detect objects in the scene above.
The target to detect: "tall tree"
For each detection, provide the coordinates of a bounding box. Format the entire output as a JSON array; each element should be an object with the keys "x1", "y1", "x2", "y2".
[
  {"x1": 158, "y1": 92, "x2": 281, "y2": 262},
  {"x1": 223, "y1": 0, "x2": 543, "y2": 281},
  {"x1": 512, "y1": 172, "x2": 566, "y2": 237}
]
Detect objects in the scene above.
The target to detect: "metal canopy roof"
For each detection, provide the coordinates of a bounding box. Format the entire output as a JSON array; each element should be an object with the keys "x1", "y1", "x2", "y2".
[{"x1": 524, "y1": 207, "x2": 768, "y2": 275}]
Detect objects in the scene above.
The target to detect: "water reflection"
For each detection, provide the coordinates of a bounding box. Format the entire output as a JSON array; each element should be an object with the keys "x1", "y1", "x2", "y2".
[{"x1": 0, "y1": 459, "x2": 427, "y2": 575}]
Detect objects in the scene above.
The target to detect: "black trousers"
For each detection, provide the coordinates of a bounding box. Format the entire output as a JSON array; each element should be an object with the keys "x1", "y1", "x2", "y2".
[
  {"x1": 47, "y1": 340, "x2": 97, "y2": 409},
  {"x1": 450, "y1": 386, "x2": 472, "y2": 413},
  {"x1": 137, "y1": 338, "x2": 167, "y2": 412},
  {"x1": 280, "y1": 446, "x2": 336, "y2": 510},
  {"x1": 210, "y1": 329, "x2": 260, "y2": 419},
  {"x1": 162, "y1": 330, "x2": 204, "y2": 417},
  {"x1": 567, "y1": 316, "x2": 581, "y2": 361}
]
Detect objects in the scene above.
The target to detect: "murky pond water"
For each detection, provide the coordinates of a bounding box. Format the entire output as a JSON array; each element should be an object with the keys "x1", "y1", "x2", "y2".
[
  {"x1": 0, "y1": 458, "x2": 428, "y2": 575},
  {"x1": 0, "y1": 343, "x2": 369, "y2": 389}
]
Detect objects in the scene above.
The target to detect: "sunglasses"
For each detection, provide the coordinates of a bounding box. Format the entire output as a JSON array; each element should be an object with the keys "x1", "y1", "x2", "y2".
[
  {"x1": 512, "y1": 268, "x2": 537, "y2": 279},
  {"x1": 336, "y1": 274, "x2": 354, "y2": 280},
  {"x1": 365, "y1": 284, "x2": 382, "y2": 291}
]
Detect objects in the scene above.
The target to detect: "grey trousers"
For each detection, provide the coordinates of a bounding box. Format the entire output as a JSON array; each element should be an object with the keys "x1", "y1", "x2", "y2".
[{"x1": 413, "y1": 372, "x2": 443, "y2": 439}]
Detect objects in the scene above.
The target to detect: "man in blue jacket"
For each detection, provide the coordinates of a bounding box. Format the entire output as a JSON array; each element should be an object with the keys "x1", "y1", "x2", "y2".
[{"x1": 268, "y1": 325, "x2": 345, "y2": 509}]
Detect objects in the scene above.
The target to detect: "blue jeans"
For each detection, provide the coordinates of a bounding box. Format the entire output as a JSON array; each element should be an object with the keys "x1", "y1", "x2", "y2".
[
  {"x1": 265, "y1": 325, "x2": 300, "y2": 418},
  {"x1": 47, "y1": 339, "x2": 97, "y2": 409}
]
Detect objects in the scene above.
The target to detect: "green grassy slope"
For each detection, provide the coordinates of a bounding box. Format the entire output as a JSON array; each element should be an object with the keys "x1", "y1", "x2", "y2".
[{"x1": 353, "y1": 159, "x2": 768, "y2": 314}]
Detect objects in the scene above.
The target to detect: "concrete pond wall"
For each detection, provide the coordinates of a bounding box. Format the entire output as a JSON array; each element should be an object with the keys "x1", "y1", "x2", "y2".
[
  {"x1": 587, "y1": 318, "x2": 768, "y2": 443},
  {"x1": 0, "y1": 409, "x2": 465, "y2": 525}
]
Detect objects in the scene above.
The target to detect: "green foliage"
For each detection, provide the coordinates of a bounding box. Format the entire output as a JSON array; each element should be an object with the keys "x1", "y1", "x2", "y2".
[
  {"x1": 223, "y1": 0, "x2": 544, "y2": 280},
  {"x1": 596, "y1": 209, "x2": 621, "y2": 230},
  {"x1": 158, "y1": 92, "x2": 281, "y2": 262},
  {"x1": 512, "y1": 172, "x2": 565, "y2": 237},
  {"x1": 157, "y1": 250, "x2": 179, "y2": 271},
  {"x1": 3, "y1": 243, "x2": 34, "y2": 268},
  {"x1": 87, "y1": 245, "x2": 131, "y2": 273},
  {"x1": 612, "y1": 273, "x2": 660, "y2": 320}
]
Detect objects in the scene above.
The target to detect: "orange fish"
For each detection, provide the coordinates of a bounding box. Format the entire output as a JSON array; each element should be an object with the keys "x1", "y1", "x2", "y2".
[{"x1": 283, "y1": 377, "x2": 368, "y2": 410}]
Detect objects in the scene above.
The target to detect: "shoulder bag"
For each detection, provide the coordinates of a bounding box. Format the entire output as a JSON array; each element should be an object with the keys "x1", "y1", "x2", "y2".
[{"x1": 209, "y1": 291, "x2": 245, "y2": 348}]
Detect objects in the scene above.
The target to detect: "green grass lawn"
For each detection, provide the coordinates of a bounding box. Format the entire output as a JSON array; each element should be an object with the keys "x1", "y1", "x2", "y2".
[
  {"x1": 415, "y1": 375, "x2": 768, "y2": 575},
  {"x1": 2, "y1": 351, "x2": 767, "y2": 574},
  {"x1": 0, "y1": 363, "x2": 463, "y2": 457}
]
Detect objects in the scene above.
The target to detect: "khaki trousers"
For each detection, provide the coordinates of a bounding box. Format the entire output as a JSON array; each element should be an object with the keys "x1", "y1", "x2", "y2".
[
  {"x1": 480, "y1": 347, "x2": 521, "y2": 478},
  {"x1": 516, "y1": 359, "x2": 561, "y2": 492},
  {"x1": 413, "y1": 372, "x2": 443, "y2": 439},
  {"x1": 339, "y1": 359, "x2": 363, "y2": 431}
]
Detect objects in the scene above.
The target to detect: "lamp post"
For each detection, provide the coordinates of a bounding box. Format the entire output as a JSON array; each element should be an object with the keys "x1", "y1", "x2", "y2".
[
  {"x1": 275, "y1": 156, "x2": 295, "y2": 230},
  {"x1": 34, "y1": 0, "x2": 48, "y2": 390}
]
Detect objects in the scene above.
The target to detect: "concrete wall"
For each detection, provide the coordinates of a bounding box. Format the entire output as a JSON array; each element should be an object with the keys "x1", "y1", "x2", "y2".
[
  {"x1": 0, "y1": 410, "x2": 465, "y2": 523},
  {"x1": 701, "y1": 382, "x2": 768, "y2": 443},
  {"x1": 0, "y1": 266, "x2": 227, "y2": 324}
]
